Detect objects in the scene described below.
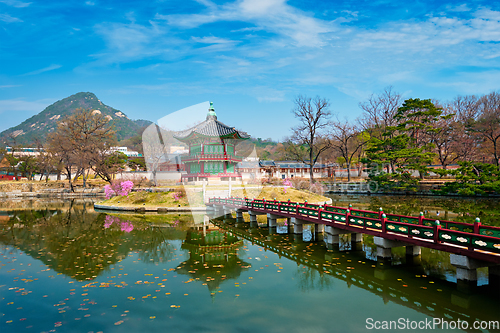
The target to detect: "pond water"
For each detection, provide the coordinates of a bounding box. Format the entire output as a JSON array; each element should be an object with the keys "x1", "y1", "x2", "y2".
[{"x1": 0, "y1": 198, "x2": 499, "y2": 333}]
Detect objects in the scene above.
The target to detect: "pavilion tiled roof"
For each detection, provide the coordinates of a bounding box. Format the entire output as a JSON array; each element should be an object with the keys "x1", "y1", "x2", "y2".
[{"x1": 173, "y1": 103, "x2": 249, "y2": 141}]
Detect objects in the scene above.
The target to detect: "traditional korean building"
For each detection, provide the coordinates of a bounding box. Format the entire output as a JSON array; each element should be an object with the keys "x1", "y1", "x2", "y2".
[{"x1": 173, "y1": 102, "x2": 249, "y2": 182}]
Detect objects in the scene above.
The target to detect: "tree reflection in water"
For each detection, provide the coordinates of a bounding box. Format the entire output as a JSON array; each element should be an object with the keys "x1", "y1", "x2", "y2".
[{"x1": 0, "y1": 203, "x2": 182, "y2": 281}]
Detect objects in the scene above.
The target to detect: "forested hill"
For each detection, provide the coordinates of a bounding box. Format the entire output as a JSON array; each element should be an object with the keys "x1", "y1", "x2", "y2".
[{"x1": 0, "y1": 92, "x2": 152, "y2": 146}]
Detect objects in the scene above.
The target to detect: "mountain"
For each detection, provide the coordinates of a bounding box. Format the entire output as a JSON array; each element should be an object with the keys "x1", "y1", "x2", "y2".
[{"x1": 0, "y1": 92, "x2": 152, "y2": 146}]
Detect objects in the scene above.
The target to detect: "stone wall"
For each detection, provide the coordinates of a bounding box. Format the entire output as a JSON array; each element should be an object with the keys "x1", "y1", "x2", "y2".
[{"x1": 0, "y1": 181, "x2": 105, "y2": 197}]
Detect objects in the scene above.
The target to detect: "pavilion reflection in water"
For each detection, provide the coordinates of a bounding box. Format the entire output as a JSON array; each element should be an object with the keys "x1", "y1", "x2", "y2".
[{"x1": 176, "y1": 222, "x2": 250, "y2": 301}]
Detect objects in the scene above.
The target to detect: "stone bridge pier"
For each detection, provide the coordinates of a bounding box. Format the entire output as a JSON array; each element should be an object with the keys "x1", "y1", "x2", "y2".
[
  {"x1": 291, "y1": 217, "x2": 304, "y2": 234},
  {"x1": 248, "y1": 210, "x2": 266, "y2": 227},
  {"x1": 325, "y1": 226, "x2": 363, "y2": 250},
  {"x1": 222, "y1": 205, "x2": 234, "y2": 217},
  {"x1": 373, "y1": 237, "x2": 421, "y2": 265},
  {"x1": 450, "y1": 254, "x2": 500, "y2": 292},
  {"x1": 235, "y1": 209, "x2": 246, "y2": 222}
]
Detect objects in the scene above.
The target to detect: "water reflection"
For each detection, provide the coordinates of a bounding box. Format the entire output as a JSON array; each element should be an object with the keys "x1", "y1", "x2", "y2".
[
  {"x1": 176, "y1": 227, "x2": 250, "y2": 299},
  {"x1": 0, "y1": 205, "x2": 187, "y2": 281},
  {"x1": 0, "y1": 201, "x2": 499, "y2": 332},
  {"x1": 211, "y1": 214, "x2": 500, "y2": 326}
]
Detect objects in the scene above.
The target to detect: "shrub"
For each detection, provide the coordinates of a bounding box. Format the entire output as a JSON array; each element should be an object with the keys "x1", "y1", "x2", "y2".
[
  {"x1": 104, "y1": 180, "x2": 134, "y2": 199},
  {"x1": 172, "y1": 189, "x2": 186, "y2": 201}
]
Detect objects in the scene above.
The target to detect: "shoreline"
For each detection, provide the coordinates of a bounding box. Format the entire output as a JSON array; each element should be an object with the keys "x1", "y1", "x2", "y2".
[
  {"x1": 93, "y1": 204, "x2": 207, "y2": 212},
  {"x1": 326, "y1": 190, "x2": 500, "y2": 198},
  {"x1": 0, "y1": 190, "x2": 105, "y2": 198},
  {"x1": 94, "y1": 197, "x2": 333, "y2": 213}
]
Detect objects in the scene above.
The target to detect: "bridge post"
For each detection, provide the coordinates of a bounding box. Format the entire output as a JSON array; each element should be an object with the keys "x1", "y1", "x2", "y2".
[
  {"x1": 324, "y1": 226, "x2": 341, "y2": 245},
  {"x1": 248, "y1": 210, "x2": 265, "y2": 223},
  {"x1": 325, "y1": 233, "x2": 339, "y2": 245},
  {"x1": 213, "y1": 204, "x2": 224, "y2": 215},
  {"x1": 324, "y1": 226, "x2": 360, "y2": 246},
  {"x1": 374, "y1": 237, "x2": 414, "y2": 260},
  {"x1": 236, "y1": 209, "x2": 244, "y2": 219},
  {"x1": 249, "y1": 212, "x2": 257, "y2": 223},
  {"x1": 450, "y1": 254, "x2": 480, "y2": 289},
  {"x1": 291, "y1": 218, "x2": 303, "y2": 234},
  {"x1": 449, "y1": 254, "x2": 500, "y2": 290},
  {"x1": 267, "y1": 214, "x2": 278, "y2": 228},
  {"x1": 314, "y1": 224, "x2": 324, "y2": 234},
  {"x1": 223, "y1": 205, "x2": 233, "y2": 217}
]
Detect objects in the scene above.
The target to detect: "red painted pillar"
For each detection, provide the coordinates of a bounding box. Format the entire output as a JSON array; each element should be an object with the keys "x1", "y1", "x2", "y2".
[
  {"x1": 418, "y1": 212, "x2": 424, "y2": 225},
  {"x1": 381, "y1": 214, "x2": 387, "y2": 233},
  {"x1": 474, "y1": 217, "x2": 481, "y2": 234},
  {"x1": 433, "y1": 220, "x2": 441, "y2": 243}
]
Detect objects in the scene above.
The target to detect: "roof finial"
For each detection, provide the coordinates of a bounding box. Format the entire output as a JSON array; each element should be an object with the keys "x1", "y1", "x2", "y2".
[{"x1": 207, "y1": 101, "x2": 217, "y2": 119}]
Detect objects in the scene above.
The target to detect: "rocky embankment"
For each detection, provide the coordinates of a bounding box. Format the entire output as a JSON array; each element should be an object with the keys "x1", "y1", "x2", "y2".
[{"x1": 0, "y1": 182, "x2": 105, "y2": 198}]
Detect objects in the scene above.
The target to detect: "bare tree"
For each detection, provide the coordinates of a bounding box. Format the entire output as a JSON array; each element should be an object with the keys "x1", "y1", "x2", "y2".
[
  {"x1": 446, "y1": 95, "x2": 482, "y2": 163},
  {"x1": 47, "y1": 108, "x2": 116, "y2": 191},
  {"x1": 288, "y1": 96, "x2": 332, "y2": 182},
  {"x1": 330, "y1": 118, "x2": 368, "y2": 181},
  {"x1": 427, "y1": 105, "x2": 458, "y2": 169},
  {"x1": 359, "y1": 87, "x2": 403, "y2": 173},
  {"x1": 359, "y1": 86, "x2": 402, "y2": 138},
  {"x1": 47, "y1": 131, "x2": 77, "y2": 190},
  {"x1": 142, "y1": 123, "x2": 168, "y2": 186},
  {"x1": 473, "y1": 92, "x2": 500, "y2": 167}
]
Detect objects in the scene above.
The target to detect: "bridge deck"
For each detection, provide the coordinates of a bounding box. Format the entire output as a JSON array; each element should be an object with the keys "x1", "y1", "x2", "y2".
[{"x1": 208, "y1": 197, "x2": 500, "y2": 264}]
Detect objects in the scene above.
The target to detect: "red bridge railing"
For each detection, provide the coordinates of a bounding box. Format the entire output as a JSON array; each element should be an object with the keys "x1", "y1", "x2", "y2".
[{"x1": 208, "y1": 197, "x2": 500, "y2": 259}]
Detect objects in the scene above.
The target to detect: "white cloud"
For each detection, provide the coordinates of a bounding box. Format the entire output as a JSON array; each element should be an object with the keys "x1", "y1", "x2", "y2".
[
  {"x1": 430, "y1": 69, "x2": 500, "y2": 94},
  {"x1": 0, "y1": 0, "x2": 30, "y2": 8},
  {"x1": 92, "y1": 22, "x2": 167, "y2": 63},
  {"x1": 446, "y1": 4, "x2": 471, "y2": 12},
  {"x1": 83, "y1": 2, "x2": 500, "y2": 110},
  {"x1": 21, "y1": 64, "x2": 62, "y2": 76},
  {"x1": 191, "y1": 36, "x2": 236, "y2": 44},
  {"x1": 350, "y1": 8, "x2": 500, "y2": 53},
  {"x1": 0, "y1": 13, "x2": 22, "y2": 22},
  {"x1": 159, "y1": 0, "x2": 335, "y2": 47}
]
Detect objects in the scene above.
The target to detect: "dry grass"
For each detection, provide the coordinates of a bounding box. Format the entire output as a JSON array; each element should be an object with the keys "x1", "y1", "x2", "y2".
[
  {"x1": 97, "y1": 190, "x2": 204, "y2": 208},
  {"x1": 97, "y1": 185, "x2": 329, "y2": 208},
  {"x1": 230, "y1": 186, "x2": 330, "y2": 204}
]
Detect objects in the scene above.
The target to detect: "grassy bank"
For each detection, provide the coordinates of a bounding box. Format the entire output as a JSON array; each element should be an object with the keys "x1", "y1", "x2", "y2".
[
  {"x1": 229, "y1": 187, "x2": 330, "y2": 203},
  {"x1": 97, "y1": 186, "x2": 330, "y2": 209},
  {"x1": 97, "y1": 190, "x2": 204, "y2": 208}
]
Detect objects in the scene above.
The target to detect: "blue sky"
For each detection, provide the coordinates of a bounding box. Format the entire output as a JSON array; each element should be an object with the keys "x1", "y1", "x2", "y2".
[{"x1": 1, "y1": 0, "x2": 500, "y2": 141}]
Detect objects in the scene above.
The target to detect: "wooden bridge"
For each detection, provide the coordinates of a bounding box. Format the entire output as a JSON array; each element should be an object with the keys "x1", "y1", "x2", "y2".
[
  {"x1": 209, "y1": 217, "x2": 500, "y2": 324},
  {"x1": 207, "y1": 197, "x2": 500, "y2": 284}
]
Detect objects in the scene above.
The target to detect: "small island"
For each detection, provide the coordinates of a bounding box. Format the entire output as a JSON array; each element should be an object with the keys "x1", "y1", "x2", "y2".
[{"x1": 94, "y1": 186, "x2": 332, "y2": 212}]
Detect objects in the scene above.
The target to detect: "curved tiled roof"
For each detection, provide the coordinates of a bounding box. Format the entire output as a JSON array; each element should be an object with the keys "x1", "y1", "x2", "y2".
[{"x1": 174, "y1": 114, "x2": 249, "y2": 141}]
